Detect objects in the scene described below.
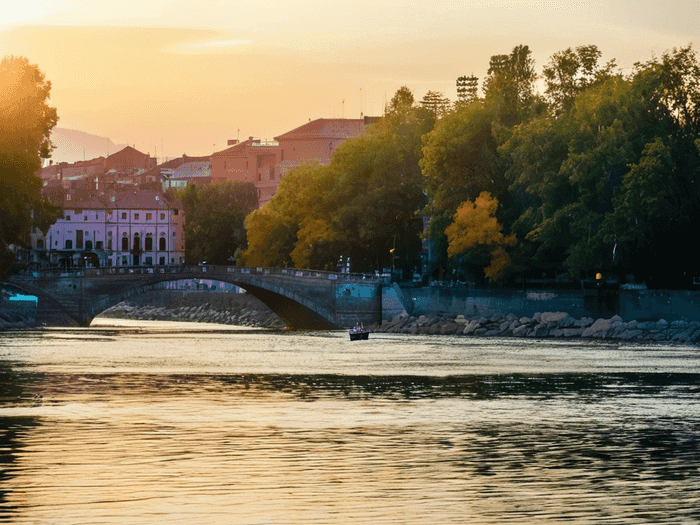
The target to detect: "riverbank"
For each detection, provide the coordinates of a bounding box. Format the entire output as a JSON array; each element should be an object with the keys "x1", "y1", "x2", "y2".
[
  {"x1": 4, "y1": 288, "x2": 700, "y2": 345},
  {"x1": 367, "y1": 311, "x2": 700, "y2": 344},
  {"x1": 101, "y1": 292, "x2": 700, "y2": 345},
  {"x1": 99, "y1": 291, "x2": 286, "y2": 329}
]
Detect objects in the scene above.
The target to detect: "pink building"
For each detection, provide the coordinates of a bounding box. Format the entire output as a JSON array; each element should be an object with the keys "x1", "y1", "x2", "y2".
[{"x1": 32, "y1": 189, "x2": 185, "y2": 269}]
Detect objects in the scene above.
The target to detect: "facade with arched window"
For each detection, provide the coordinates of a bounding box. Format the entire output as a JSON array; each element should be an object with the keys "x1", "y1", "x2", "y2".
[{"x1": 33, "y1": 189, "x2": 185, "y2": 268}]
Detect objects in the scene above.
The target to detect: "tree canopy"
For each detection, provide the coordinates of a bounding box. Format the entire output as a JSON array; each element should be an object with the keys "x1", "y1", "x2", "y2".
[
  {"x1": 180, "y1": 181, "x2": 258, "y2": 265},
  {"x1": 240, "y1": 44, "x2": 700, "y2": 288},
  {"x1": 244, "y1": 86, "x2": 432, "y2": 275},
  {"x1": 0, "y1": 56, "x2": 61, "y2": 280}
]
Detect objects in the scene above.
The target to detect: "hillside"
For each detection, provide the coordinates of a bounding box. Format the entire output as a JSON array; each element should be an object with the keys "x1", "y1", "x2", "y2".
[{"x1": 48, "y1": 127, "x2": 127, "y2": 164}]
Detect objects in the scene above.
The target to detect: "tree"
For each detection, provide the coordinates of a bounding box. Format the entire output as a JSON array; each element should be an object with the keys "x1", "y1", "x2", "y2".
[
  {"x1": 444, "y1": 192, "x2": 516, "y2": 281},
  {"x1": 0, "y1": 56, "x2": 61, "y2": 280},
  {"x1": 180, "y1": 181, "x2": 258, "y2": 265},
  {"x1": 420, "y1": 90, "x2": 452, "y2": 118},
  {"x1": 244, "y1": 86, "x2": 432, "y2": 275},
  {"x1": 386, "y1": 85, "x2": 415, "y2": 114},
  {"x1": 483, "y1": 45, "x2": 538, "y2": 126},
  {"x1": 542, "y1": 45, "x2": 619, "y2": 115}
]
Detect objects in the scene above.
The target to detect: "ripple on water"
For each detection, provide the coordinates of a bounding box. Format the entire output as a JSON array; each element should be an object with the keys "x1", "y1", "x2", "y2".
[{"x1": 1, "y1": 325, "x2": 700, "y2": 524}]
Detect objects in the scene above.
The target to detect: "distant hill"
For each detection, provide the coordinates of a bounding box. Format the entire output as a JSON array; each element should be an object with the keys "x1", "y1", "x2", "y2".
[{"x1": 47, "y1": 128, "x2": 127, "y2": 164}]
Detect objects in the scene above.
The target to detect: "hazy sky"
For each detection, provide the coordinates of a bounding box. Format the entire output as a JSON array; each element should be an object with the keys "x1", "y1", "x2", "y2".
[{"x1": 1, "y1": 1, "x2": 698, "y2": 159}]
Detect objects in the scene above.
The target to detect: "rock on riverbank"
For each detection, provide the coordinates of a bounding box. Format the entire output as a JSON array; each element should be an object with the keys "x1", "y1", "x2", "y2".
[
  {"x1": 367, "y1": 311, "x2": 700, "y2": 345},
  {"x1": 99, "y1": 291, "x2": 286, "y2": 329}
]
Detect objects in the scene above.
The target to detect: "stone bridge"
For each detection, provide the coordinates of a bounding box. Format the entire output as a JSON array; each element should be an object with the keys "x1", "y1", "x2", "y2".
[{"x1": 8, "y1": 265, "x2": 386, "y2": 329}]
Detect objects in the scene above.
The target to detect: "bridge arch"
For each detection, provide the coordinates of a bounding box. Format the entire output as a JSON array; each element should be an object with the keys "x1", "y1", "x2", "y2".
[{"x1": 8, "y1": 266, "x2": 384, "y2": 329}]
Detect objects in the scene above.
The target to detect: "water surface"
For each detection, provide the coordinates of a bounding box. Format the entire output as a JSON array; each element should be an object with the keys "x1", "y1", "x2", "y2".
[{"x1": 1, "y1": 319, "x2": 699, "y2": 524}]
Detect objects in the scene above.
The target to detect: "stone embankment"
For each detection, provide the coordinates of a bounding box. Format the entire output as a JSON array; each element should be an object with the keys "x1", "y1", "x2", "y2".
[
  {"x1": 367, "y1": 311, "x2": 700, "y2": 345},
  {"x1": 99, "y1": 291, "x2": 286, "y2": 329}
]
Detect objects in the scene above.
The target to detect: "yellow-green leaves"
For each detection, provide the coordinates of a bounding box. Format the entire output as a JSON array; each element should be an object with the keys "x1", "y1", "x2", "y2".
[{"x1": 445, "y1": 192, "x2": 515, "y2": 281}]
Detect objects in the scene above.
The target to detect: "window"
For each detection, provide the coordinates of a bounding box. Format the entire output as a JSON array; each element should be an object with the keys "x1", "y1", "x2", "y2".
[
  {"x1": 159, "y1": 237, "x2": 166, "y2": 251},
  {"x1": 145, "y1": 256, "x2": 153, "y2": 265},
  {"x1": 85, "y1": 240, "x2": 93, "y2": 250},
  {"x1": 160, "y1": 212, "x2": 165, "y2": 220},
  {"x1": 65, "y1": 215, "x2": 71, "y2": 221},
  {"x1": 96, "y1": 241, "x2": 103, "y2": 250},
  {"x1": 145, "y1": 234, "x2": 153, "y2": 251},
  {"x1": 173, "y1": 208, "x2": 179, "y2": 216},
  {"x1": 84, "y1": 215, "x2": 88, "y2": 221},
  {"x1": 270, "y1": 168, "x2": 275, "y2": 181},
  {"x1": 134, "y1": 213, "x2": 140, "y2": 220},
  {"x1": 37, "y1": 239, "x2": 44, "y2": 249},
  {"x1": 65, "y1": 240, "x2": 73, "y2": 249},
  {"x1": 133, "y1": 234, "x2": 141, "y2": 250},
  {"x1": 122, "y1": 237, "x2": 129, "y2": 251},
  {"x1": 146, "y1": 213, "x2": 152, "y2": 221},
  {"x1": 121, "y1": 212, "x2": 127, "y2": 220},
  {"x1": 76, "y1": 230, "x2": 83, "y2": 250}
]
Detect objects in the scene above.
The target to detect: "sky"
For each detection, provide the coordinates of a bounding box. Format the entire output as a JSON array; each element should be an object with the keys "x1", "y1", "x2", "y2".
[{"x1": 1, "y1": 0, "x2": 698, "y2": 160}]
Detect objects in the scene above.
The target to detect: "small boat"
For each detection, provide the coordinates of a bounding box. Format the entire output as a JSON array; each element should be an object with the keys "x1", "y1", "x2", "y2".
[{"x1": 349, "y1": 324, "x2": 370, "y2": 341}]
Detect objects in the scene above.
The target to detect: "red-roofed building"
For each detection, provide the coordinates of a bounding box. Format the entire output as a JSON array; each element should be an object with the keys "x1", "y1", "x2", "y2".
[
  {"x1": 211, "y1": 117, "x2": 378, "y2": 207},
  {"x1": 106, "y1": 146, "x2": 156, "y2": 173}
]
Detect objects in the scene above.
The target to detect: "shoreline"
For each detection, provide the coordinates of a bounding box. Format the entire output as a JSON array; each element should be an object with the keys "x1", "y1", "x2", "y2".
[
  {"x1": 366, "y1": 312, "x2": 700, "y2": 345},
  {"x1": 3, "y1": 289, "x2": 700, "y2": 345}
]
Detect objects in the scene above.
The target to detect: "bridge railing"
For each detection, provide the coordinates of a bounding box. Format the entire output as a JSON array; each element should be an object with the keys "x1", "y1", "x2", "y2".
[{"x1": 16, "y1": 265, "x2": 389, "y2": 283}]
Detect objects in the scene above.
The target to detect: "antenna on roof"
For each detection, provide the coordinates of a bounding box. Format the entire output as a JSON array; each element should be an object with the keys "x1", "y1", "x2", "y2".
[{"x1": 342, "y1": 99, "x2": 345, "y2": 119}]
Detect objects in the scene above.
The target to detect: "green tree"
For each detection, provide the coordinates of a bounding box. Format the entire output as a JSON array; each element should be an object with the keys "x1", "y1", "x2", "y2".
[
  {"x1": 542, "y1": 45, "x2": 619, "y2": 115},
  {"x1": 0, "y1": 56, "x2": 61, "y2": 280},
  {"x1": 244, "y1": 87, "x2": 432, "y2": 275},
  {"x1": 483, "y1": 44, "x2": 538, "y2": 126},
  {"x1": 180, "y1": 181, "x2": 258, "y2": 265},
  {"x1": 244, "y1": 162, "x2": 335, "y2": 268},
  {"x1": 420, "y1": 90, "x2": 452, "y2": 119}
]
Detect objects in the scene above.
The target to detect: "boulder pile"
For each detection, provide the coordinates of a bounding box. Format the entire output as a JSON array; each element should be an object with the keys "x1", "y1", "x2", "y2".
[
  {"x1": 367, "y1": 312, "x2": 700, "y2": 344},
  {"x1": 100, "y1": 291, "x2": 286, "y2": 329}
]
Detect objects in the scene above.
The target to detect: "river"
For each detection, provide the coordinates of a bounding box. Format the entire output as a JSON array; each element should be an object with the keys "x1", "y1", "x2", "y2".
[{"x1": 1, "y1": 318, "x2": 699, "y2": 524}]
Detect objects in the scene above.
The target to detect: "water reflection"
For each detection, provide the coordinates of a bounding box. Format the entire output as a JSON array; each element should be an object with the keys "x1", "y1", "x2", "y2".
[{"x1": 1, "y1": 324, "x2": 700, "y2": 523}]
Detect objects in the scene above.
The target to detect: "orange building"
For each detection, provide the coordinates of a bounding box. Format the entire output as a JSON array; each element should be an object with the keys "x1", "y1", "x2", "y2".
[{"x1": 211, "y1": 117, "x2": 378, "y2": 207}]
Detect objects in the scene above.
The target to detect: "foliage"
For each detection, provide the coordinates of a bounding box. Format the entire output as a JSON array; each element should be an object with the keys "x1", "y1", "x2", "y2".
[
  {"x1": 180, "y1": 181, "x2": 258, "y2": 265},
  {"x1": 483, "y1": 44, "x2": 539, "y2": 126},
  {"x1": 420, "y1": 90, "x2": 452, "y2": 119},
  {"x1": 254, "y1": 45, "x2": 700, "y2": 288},
  {"x1": 0, "y1": 56, "x2": 62, "y2": 280},
  {"x1": 445, "y1": 192, "x2": 516, "y2": 281},
  {"x1": 244, "y1": 87, "x2": 431, "y2": 275},
  {"x1": 542, "y1": 45, "x2": 619, "y2": 115}
]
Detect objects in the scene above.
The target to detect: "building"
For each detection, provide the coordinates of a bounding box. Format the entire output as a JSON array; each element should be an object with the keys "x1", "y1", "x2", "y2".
[
  {"x1": 31, "y1": 189, "x2": 185, "y2": 269},
  {"x1": 105, "y1": 146, "x2": 157, "y2": 173},
  {"x1": 211, "y1": 117, "x2": 379, "y2": 207}
]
